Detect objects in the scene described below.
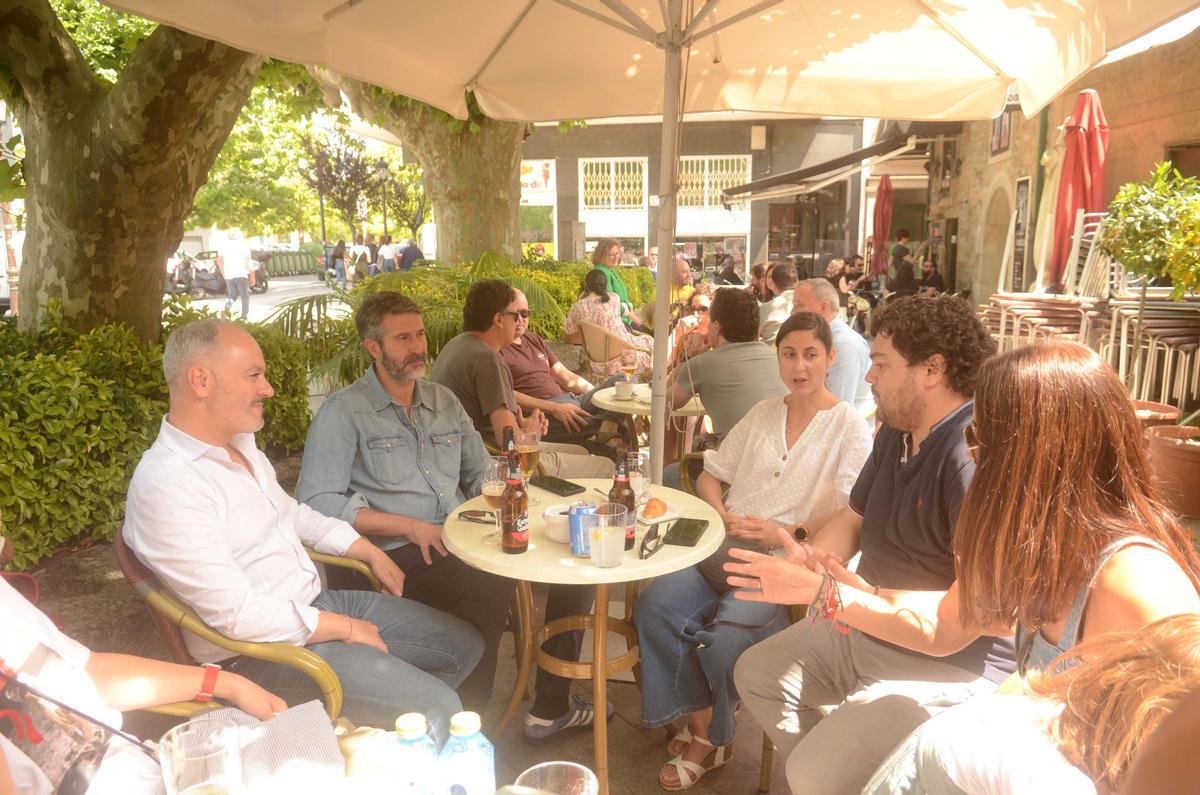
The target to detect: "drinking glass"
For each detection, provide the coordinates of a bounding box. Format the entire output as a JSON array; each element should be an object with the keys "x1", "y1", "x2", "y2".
[
  {"x1": 514, "y1": 761, "x2": 600, "y2": 795},
  {"x1": 589, "y1": 503, "x2": 627, "y2": 568},
  {"x1": 515, "y1": 429, "x2": 541, "y2": 504},
  {"x1": 159, "y1": 717, "x2": 242, "y2": 795},
  {"x1": 619, "y1": 350, "x2": 638, "y2": 383},
  {"x1": 481, "y1": 456, "x2": 508, "y2": 542},
  {"x1": 627, "y1": 450, "x2": 650, "y2": 507}
]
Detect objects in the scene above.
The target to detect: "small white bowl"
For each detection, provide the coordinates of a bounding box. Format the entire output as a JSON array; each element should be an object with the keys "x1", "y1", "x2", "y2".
[{"x1": 542, "y1": 503, "x2": 573, "y2": 543}]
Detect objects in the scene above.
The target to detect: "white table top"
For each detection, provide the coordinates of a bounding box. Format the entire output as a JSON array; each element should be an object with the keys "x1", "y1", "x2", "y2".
[
  {"x1": 443, "y1": 479, "x2": 724, "y2": 585},
  {"x1": 591, "y1": 383, "x2": 706, "y2": 417}
]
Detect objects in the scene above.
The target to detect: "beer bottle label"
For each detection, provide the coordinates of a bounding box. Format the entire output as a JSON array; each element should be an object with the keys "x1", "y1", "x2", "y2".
[{"x1": 511, "y1": 514, "x2": 529, "y2": 543}]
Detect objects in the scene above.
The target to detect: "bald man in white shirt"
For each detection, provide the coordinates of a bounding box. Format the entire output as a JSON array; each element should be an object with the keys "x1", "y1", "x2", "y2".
[{"x1": 124, "y1": 319, "x2": 483, "y2": 741}]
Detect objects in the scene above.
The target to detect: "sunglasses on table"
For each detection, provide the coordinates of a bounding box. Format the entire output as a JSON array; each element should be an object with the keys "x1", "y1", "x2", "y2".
[
  {"x1": 639, "y1": 523, "x2": 665, "y2": 560},
  {"x1": 456, "y1": 509, "x2": 496, "y2": 524}
]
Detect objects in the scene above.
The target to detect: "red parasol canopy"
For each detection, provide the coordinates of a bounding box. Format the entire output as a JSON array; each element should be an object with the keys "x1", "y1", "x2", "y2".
[
  {"x1": 1049, "y1": 90, "x2": 1110, "y2": 289},
  {"x1": 872, "y1": 175, "x2": 894, "y2": 276}
]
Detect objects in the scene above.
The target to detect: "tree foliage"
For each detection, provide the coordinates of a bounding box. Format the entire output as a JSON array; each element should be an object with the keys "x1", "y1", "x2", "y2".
[
  {"x1": 371, "y1": 153, "x2": 429, "y2": 240},
  {"x1": 299, "y1": 128, "x2": 374, "y2": 240},
  {"x1": 188, "y1": 87, "x2": 319, "y2": 234}
]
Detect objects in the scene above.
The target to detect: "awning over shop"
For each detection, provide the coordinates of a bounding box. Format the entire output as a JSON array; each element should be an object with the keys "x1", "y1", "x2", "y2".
[{"x1": 722, "y1": 135, "x2": 917, "y2": 205}]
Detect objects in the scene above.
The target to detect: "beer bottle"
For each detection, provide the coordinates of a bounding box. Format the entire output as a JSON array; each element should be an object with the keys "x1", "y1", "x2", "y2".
[
  {"x1": 501, "y1": 448, "x2": 529, "y2": 554},
  {"x1": 502, "y1": 425, "x2": 515, "y2": 457},
  {"x1": 608, "y1": 448, "x2": 637, "y2": 551}
]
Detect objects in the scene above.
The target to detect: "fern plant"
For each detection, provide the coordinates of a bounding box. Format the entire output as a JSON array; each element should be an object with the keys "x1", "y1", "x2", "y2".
[{"x1": 268, "y1": 252, "x2": 568, "y2": 392}]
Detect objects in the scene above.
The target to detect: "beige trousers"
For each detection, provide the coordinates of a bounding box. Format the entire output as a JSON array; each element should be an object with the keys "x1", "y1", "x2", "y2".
[
  {"x1": 733, "y1": 618, "x2": 995, "y2": 794},
  {"x1": 538, "y1": 441, "x2": 615, "y2": 479}
]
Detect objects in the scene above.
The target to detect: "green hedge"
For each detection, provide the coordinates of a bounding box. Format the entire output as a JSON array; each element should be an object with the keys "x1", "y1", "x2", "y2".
[
  {"x1": 0, "y1": 299, "x2": 310, "y2": 569},
  {"x1": 517, "y1": 255, "x2": 657, "y2": 315}
]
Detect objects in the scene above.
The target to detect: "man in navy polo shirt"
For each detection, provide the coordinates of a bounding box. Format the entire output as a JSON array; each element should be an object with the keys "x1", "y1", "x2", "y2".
[{"x1": 733, "y1": 295, "x2": 1015, "y2": 795}]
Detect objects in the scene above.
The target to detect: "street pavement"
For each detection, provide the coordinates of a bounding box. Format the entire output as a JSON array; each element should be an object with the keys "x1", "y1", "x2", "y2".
[{"x1": 183, "y1": 273, "x2": 347, "y2": 324}]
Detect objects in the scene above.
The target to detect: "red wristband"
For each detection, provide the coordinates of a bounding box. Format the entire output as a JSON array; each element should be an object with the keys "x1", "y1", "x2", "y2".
[{"x1": 195, "y1": 662, "x2": 221, "y2": 702}]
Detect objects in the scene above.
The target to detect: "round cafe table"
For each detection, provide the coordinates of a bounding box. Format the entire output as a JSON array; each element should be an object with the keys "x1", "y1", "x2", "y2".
[
  {"x1": 443, "y1": 479, "x2": 724, "y2": 795},
  {"x1": 590, "y1": 383, "x2": 705, "y2": 453}
]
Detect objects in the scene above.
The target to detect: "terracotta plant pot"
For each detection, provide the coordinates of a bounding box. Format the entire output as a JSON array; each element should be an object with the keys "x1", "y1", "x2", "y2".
[
  {"x1": 1146, "y1": 425, "x2": 1200, "y2": 518},
  {"x1": 1133, "y1": 400, "x2": 1181, "y2": 433}
]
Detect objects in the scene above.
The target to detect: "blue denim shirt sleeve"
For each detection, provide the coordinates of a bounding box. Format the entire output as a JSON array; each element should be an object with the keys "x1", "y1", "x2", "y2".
[
  {"x1": 299, "y1": 373, "x2": 492, "y2": 553},
  {"x1": 298, "y1": 391, "x2": 371, "y2": 526}
]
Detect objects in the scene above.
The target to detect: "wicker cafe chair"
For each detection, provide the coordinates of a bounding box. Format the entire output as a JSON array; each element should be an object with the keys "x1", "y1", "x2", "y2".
[
  {"x1": 113, "y1": 523, "x2": 381, "y2": 719},
  {"x1": 578, "y1": 320, "x2": 638, "y2": 377}
]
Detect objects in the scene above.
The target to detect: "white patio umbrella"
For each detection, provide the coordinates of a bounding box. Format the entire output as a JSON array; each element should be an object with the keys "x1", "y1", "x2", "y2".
[{"x1": 107, "y1": 0, "x2": 1198, "y2": 483}]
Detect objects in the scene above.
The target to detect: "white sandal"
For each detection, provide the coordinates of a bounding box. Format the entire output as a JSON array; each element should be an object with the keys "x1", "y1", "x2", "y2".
[
  {"x1": 666, "y1": 724, "x2": 693, "y2": 757},
  {"x1": 658, "y1": 735, "x2": 732, "y2": 791}
]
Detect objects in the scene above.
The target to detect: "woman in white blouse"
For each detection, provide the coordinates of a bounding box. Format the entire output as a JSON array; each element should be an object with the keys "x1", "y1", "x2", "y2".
[{"x1": 634, "y1": 311, "x2": 873, "y2": 790}]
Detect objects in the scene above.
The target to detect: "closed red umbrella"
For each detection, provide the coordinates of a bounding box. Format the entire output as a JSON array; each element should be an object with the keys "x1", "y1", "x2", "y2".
[
  {"x1": 1049, "y1": 89, "x2": 1110, "y2": 289},
  {"x1": 872, "y1": 175, "x2": 894, "y2": 276}
]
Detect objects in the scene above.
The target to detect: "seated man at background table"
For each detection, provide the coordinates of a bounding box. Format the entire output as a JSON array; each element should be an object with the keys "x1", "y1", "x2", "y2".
[
  {"x1": 641, "y1": 254, "x2": 695, "y2": 331},
  {"x1": 124, "y1": 319, "x2": 483, "y2": 743},
  {"x1": 758, "y1": 262, "x2": 797, "y2": 344},
  {"x1": 501, "y1": 288, "x2": 625, "y2": 457},
  {"x1": 297, "y1": 291, "x2": 515, "y2": 713},
  {"x1": 431, "y1": 279, "x2": 615, "y2": 481},
  {"x1": 662, "y1": 287, "x2": 788, "y2": 488},
  {"x1": 791, "y1": 277, "x2": 873, "y2": 413}
]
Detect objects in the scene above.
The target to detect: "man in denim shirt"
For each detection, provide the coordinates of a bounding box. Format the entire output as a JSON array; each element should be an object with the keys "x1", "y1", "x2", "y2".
[{"x1": 297, "y1": 292, "x2": 513, "y2": 712}]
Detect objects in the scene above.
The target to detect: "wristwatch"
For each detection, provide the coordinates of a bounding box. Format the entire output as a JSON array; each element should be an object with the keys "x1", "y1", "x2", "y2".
[
  {"x1": 195, "y1": 662, "x2": 221, "y2": 702},
  {"x1": 792, "y1": 524, "x2": 809, "y2": 542}
]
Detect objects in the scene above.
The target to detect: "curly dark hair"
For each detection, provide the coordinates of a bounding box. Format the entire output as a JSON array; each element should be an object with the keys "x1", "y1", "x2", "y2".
[
  {"x1": 710, "y1": 287, "x2": 760, "y2": 343},
  {"x1": 463, "y1": 279, "x2": 516, "y2": 332},
  {"x1": 869, "y1": 294, "x2": 995, "y2": 396}
]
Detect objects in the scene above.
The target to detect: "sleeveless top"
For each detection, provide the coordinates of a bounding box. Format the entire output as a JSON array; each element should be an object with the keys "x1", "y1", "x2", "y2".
[{"x1": 1015, "y1": 535, "x2": 1170, "y2": 676}]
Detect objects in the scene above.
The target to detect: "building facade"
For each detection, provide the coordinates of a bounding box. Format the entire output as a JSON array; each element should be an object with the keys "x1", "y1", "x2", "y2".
[
  {"x1": 929, "y1": 24, "x2": 1200, "y2": 301},
  {"x1": 519, "y1": 117, "x2": 865, "y2": 270}
]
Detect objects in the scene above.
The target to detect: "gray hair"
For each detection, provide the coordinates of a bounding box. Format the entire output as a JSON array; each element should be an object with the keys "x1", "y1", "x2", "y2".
[
  {"x1": 798, "y1": 277, "x2": 840, "y2": 315},
  {"x1": 162, "y1": 318, "x2": 234, "y2": 387}
]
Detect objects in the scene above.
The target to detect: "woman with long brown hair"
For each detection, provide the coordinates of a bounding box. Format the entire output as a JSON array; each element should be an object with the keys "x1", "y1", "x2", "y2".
[
  {"x1": 864, "y1": 613, "x2": 1200, "y2": 794},
  {"x1": 726, "y1": 339, "x2": 1200, "y2": 674}
]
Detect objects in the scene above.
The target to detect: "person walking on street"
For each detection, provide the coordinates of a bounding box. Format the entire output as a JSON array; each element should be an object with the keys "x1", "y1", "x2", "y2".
[{"x1": 217, "y1": 227, "x2": 252, "y2": 320}]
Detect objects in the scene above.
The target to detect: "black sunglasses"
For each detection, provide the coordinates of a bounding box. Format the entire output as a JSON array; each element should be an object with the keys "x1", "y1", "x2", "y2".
[
  {"x1": 639, "y1": 523, "x2": 665, "y2": 560},
  {"x1": 501, "y1": 310, "x2": 532, "y2": 319}
]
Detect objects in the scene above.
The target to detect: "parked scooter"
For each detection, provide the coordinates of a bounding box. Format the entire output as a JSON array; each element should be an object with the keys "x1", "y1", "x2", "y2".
[{"x1": 166, "y1": 251, "x2": 268, "y2": 297}]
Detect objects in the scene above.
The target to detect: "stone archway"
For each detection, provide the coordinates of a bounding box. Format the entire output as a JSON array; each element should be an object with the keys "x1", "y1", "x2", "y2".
[{"x1": 977, "y1": 186, "x2": 1013, "y2": 300}]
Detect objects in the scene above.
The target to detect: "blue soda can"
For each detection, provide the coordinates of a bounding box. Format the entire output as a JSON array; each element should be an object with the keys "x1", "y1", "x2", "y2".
[{"x1": 568, "y1": 501, "x2": 597, "y2": 558}]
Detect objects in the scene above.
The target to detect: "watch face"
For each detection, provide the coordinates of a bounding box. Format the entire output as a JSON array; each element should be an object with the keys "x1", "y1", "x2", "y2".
[{"x1": 793, "y1": 525, "x2": 809, "y2": 542}]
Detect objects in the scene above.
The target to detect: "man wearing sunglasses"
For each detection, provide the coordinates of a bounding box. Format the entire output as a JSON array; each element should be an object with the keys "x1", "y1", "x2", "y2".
[{"x1": 500, "y1": 289, "x2": 626, "y2": 456}]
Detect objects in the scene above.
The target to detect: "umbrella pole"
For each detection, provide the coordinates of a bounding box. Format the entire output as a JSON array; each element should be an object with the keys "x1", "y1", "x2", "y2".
[{"x1": 648, "y1": 3, "x2": 683, "y2": 486}]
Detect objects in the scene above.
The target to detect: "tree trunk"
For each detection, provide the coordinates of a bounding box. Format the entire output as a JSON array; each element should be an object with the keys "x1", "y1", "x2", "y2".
[
  {"x1": 0, "y1": 2, "x2": 261, "y2": 341},
  {"x1": 316, "y1": 73, "x2": 525, "y2": 263}
]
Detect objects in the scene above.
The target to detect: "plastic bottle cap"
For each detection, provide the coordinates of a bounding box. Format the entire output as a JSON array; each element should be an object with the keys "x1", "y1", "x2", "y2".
[
  {"x1": 449, "y1": 711, "x2": 482, "y2": 736},
  {"x1": 395, "y1": 712, "x2": 428, "y2": 739}
]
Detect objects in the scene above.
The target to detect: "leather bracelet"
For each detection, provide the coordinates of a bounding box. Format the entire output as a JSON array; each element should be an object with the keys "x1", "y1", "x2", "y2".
[
  {"x1": 195, "y1": 662, "x2": 221, "y2": 703},
  {"x1": 344, "y1": 615, "x2": 354, "y2": 642}
]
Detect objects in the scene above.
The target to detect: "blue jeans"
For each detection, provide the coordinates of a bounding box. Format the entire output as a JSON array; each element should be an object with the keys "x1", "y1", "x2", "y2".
[
  {"x1": 333, "y1": 260, "x2": 347, "y2": 290},
  {"x1": 635, "y1": 566, "x2": 788, "y2": 746},
  {"x1": 226, "y1": 589, "x2": 484, "y2": 745},
  {"x1": 224, "y1": 277, "x2": 250, "y2": 319}
]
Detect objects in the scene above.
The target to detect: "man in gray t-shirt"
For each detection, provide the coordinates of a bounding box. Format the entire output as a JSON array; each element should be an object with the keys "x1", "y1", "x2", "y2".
[{"x1": 670, "y1": 287, "x2": 788, "y2": 438}]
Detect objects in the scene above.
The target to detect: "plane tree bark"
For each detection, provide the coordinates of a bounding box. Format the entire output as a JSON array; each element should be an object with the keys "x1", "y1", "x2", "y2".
[
  {"x1": 310, "y1": 69, "x2": 525, "y2": 264},
  {"x1": 0, "y1": 0, "x2": 261, "y2": 340}
]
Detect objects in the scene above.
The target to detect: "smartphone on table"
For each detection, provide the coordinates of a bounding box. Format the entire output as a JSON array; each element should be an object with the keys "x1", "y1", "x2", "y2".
[
  {"x1": 528, "y1": 474, "x2": 587, "y2": 497},
  {"x1": 664, "y1": 518, "x2": 709, "y2": 547}
]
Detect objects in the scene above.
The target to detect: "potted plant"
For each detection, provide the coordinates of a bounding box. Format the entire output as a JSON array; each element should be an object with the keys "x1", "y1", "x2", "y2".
[{"x1": 1101, "y1": 162, "x2": 1200, "y2": 391}]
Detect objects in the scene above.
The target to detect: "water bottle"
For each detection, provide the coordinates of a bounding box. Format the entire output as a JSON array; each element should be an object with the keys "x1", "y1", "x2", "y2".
[
  {"x1": 437, "y1": 711, "x2": 495, "y2": 795},
  {"x1": 391, "y1": 712, "x2": 439, "y2": 794}
]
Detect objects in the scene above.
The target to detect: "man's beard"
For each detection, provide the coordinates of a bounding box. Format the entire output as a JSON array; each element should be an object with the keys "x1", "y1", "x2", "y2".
[
  {"x1": 382, "y1": 350, "x2": 425, "y2": 384},
  {"x1": 874, "y1": 371, "x2": 924, "y2": 431}
]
